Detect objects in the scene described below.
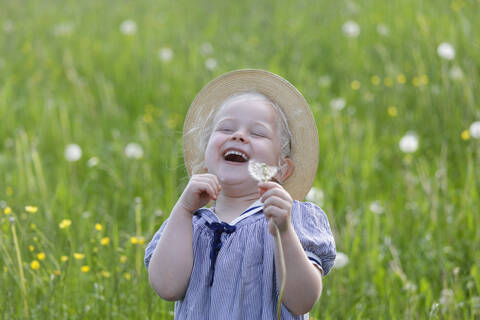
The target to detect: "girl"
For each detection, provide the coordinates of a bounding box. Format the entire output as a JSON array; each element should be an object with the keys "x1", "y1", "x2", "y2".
[{"x1": 145, "y1": 70, "x2": 336, "y2": 319}]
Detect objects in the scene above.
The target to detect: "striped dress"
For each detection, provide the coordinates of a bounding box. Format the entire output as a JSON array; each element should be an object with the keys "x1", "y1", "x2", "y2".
[{"x1": 145, "y1": 200, "x2": 336, "y2": 319}]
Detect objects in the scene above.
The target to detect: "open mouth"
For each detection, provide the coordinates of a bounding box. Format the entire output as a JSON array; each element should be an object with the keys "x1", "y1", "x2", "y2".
[{"x1": 223, "y1": 150, "x2": 249, "y2": 163}]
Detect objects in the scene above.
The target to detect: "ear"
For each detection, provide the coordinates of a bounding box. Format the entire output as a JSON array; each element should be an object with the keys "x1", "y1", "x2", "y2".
[{"x1": 277, "y1": 158, "x2": 294, "y2": 183}]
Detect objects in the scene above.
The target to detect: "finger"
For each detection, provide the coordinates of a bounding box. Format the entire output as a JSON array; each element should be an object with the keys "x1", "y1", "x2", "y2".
[
  {"x1": 258, "y1": 181, "x2": 281, "y2": 190},
  {"x1": 261, "y1": 187, "x2": 291, "y2": 203},
  {"x1": 263, "y1": 205, "x2": 288, "y2": 221},
  {"x1": 195, "y1": 175, "x2": 221, "y2": 193},
  {"x1": 263, "y1": 196, "x2": 290, "y2": 210},
  {"x1": 195, "y1": 181, "x2": 218, "y2": 200}
]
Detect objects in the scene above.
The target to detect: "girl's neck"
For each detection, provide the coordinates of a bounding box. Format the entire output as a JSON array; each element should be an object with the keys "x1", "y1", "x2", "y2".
[{"x1": 213, "y1": 191, "x2": 259, "y2": 224}]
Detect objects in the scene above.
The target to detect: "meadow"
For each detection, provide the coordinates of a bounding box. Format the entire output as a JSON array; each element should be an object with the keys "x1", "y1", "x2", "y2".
[{"x1": 1, "y1": 0, "x2": 479, "y2": 318}]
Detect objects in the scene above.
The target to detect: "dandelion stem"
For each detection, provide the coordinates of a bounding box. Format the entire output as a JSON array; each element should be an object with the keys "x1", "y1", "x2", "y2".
[{"x1": 11, "y1": 221, "x2": 29, "y2": 318}]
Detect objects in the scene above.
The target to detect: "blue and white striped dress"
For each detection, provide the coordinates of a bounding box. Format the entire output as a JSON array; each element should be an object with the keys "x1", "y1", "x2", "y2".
[{"x1": 145, "y1": 200, "x2": 336, "y2": 319}]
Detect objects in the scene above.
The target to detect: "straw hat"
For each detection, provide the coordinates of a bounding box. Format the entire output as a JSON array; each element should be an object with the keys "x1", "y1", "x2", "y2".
[{"x1": 183, "y1": 69, "x2": 318, "y2": 200}]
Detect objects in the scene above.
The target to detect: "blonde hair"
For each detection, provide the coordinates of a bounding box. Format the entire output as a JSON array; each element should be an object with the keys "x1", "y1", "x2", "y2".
[{"x1": 191, "y1": 91, "x2": 292, "y2": 174}]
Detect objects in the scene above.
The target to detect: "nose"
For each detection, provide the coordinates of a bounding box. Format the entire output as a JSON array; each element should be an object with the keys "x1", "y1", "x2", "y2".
[{"x1": 231, "y1": 130, "x2": 248, "y2": 143}]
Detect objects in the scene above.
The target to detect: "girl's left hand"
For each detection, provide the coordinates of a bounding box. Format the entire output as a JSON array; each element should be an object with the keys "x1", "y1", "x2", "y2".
[{"x1": 258, "y1": 181, "x2": 293, "y2": 236}]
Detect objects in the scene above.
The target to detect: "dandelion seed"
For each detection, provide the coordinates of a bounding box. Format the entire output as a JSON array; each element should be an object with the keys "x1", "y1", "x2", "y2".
[
  {"x1": 377, "y1": 23, "x2": 390, "y2": 36},
  {"x1": 350, "y1": 80, "x2": 360, "y2": 90},
  {"x1": 4, "y1": 206, "x2": 11, "y2": 215},
  {"x1": 95, "y1": 223, "x2": 103, "y2": 231},
  {"x1": 342, "y1": 21, "x2": 360, "y2": 37},
  {"x1": 461, "y1": 130, "x2": 470, "y2": 141},
  {"x1": 65, "y1": 144, "x2": 82, "y2": 162},
  {"x1": 30, "y1": 260, "x2": 40, "y2": 270},
  {"x1": 371, "y1": 75, "x2": 380, "y2": 85},
  {"x1": 125, "y1": 143, "x2": 144, "y2": 159},
  {"x1": 120, "y1": 19, "x2": 137, "y2": 35},
  {"x1": 87, "y1": 157, "x2": 99, "y2": 167},
  {"x1": 158, "y1": 47, "x2": 173, "y2": 62},
  {"x1": 388, "y1": 106, "x2": 398, "y2": 117},
  {"x1": 74, "y1": 253, "x2": 85, "y2": 260},
  {"x1": 101, "y1": 271, "x2": 110, "y2": 278},
  {"x1": 29, "y1": 245, "x2": 35, "y2": 252},
  {"x1": 306, "y1": 187, "x2": 324, "y2": 206},
  {"x1": 120, "y1": 255, "x2": 127, "y2": 263},
  {"x1": 333, "y1": 252, "x2": 349, "y2": 268},
  {"x1": 469, "y1": 121, "x2": 480, "y2": 139},
  {"x1": 330, "y1": 98, "x2": 346, "y2": 111},
  {"x1": 200, "y1": 42, "x2": 213, "y2": 55},
  {"x1": 59, "y1": 219, "x2": 72, "y2": 229},
  {"x1": 437, "y1": 42, "x2": 455, "y2": 60},
  {"x1": 25, "y1": 206, "x2": 38, "y2": 214},
  {"x1": 399, "y1": 132, "x2": 419, "y2": 153},
  {"x1": 100, "y1": 237, "x2": 110, "y2": 246},
  {"x1": 61, "y1": 256, "x2": 68, "y2": 262},
  {"x1": 81, "y1": 265, "x2": 90, "y2": 273},
  {"x1": 248, "y1": 161, "x2": 278, "y2": 182},
  {"x1": 449, "y1": 66, "x2": 463, "y2": 81},
  {"x1": 205, "y1": 58, "x2": 217, "y2": 71},
  {"x1": 37, "y1": 253, "x2": 46, "y2": 261},
  {"x1": 369, "y1": 201, "x2": 384, "y2": 214}
]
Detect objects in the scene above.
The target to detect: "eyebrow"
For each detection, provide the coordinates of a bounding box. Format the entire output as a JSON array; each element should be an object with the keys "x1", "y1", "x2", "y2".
[{"x1": 215, "y1": 118, "x2": 273, "y2": 131}]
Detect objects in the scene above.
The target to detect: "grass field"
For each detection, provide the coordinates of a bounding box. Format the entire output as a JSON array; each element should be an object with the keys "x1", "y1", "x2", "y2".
[{"x1": 1, "y1": 0, "x2": 479, "y2": 318}]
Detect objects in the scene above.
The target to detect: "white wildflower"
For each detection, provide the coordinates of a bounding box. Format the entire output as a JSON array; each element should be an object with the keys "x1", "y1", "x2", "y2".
[
  {"x1": 125, "y1": 143, "x2": 144, "y2": 159},
  {"x1": 158, "y1": 47, "x2": 173, "y2": 62},
  {"x1": 318, "y1": 75, "x2": 331, "y2": 87},
  {"x1": 65, "y1": 144, "x2": 82, "y2": 162},
  {"x1": 469, "y1": 121, "x2": 480, "y2": 139},
  {"x1": 399, "y1": 132, "x2": 419, "y2": 153},
  {"x1": 333, "y1": 252, "x2": 349, "y2": 269},
  {"x1": 437, "y1": 42, "x2": 455, "y2": 60},
  {"x1": 439, "y1": 289, "x2": 454, "y2": 308},
  {"x1": 342, "y1": 21, "x2": 360, "y2": 38},
  {"x1": 369, "y1": 200, "x2": 384, "y2": 214},
  {"x1": 87, "y1": 157, "x2": 99, "y2": 167},
  {"x1": 4, "y1": 21, "x2": 14, "y2": 33},
  {"x1": 205, "y1": 58, "x2": 217, "y2": 71},
  {"x1": 306, "y1": 187, "x2": 324, "y2": 205},
  {"x1": 200, "y1": 42, "x2": 213, "y2": 55},
  {"x1": 330, "y1": 98, "x2": 346, "y2": 111},
  {"x1": 377, "y1": 23, "x2": 389, "y2": 36},
  {"x1": 120, "y1": 20, "x2": 137, "y2": 35},
  {"x1": 449, "y1": 66, "x2": 463, "y2": 81},
  {"x1": 52, "y1": 22, "x2": 74, "y2": 36}
]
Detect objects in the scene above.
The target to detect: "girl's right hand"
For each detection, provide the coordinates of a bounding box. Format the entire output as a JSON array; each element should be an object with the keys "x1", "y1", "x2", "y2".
[{"x1": 178, "y1": 174, "x2": 222, "y2": 213}]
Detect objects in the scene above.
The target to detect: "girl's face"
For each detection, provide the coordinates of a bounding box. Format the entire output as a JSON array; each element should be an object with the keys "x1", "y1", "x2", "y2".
[{"x1": 204, "y1": 97, "x2": 282, "y2": 187}]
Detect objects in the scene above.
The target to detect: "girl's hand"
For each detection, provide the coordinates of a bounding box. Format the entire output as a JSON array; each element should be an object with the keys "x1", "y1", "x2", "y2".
[
  {"x1": 178, "y1": 174, "x2": 222, "y2": 213},
  {"x1": 258, "y1": 181, "x2": 293, "y2": 236}
]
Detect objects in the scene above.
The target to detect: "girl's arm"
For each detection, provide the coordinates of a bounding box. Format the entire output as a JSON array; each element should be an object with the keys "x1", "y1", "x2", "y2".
[
  {"x1": 259, "y1": 181, "x2": 323, "y2": 315},
  {"x1": 148, "y1": 174, "x2": 221, "y2": 301}
]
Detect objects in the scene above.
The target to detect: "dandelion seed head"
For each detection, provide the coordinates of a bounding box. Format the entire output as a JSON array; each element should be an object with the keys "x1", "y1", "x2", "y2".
[
  {"x1": 158, "y1": 47, "x2": 173, "y2": 62},
  {"x1": 205, "y1": 58, "x2": 217, "y2": 71},
  {"x1": 437, "y1": 42, "x2": 455, "y2": 60},
  {"x1": 52, "y1": 22, "x2": 74, "y2": 36},
  {"x1": 248, "y1": 161, "x2": 278, "y2": 182},
  {"x1": 120, "y1": 19, "x2": 137, "y2": 35},
  {"x1": 125, "y1": 143, "x2": 144, "y2": 159},
  {"x1": 449, "y1": 66, "x2": 463, "y2": 81},
  {"x1": 306, "y1": 187, "x2": 324, "y2": 205},
  {"x1": 87, "y1": 157, "x2": 99, "y2": 167},
  {"x1": 200, "y1": 42, "x2": 213, "y2": 55},
  {"x1": 377, "y1": 23, "x2": 390, "y2": 36},
  {"x1": 399, "y1": 132, "x2": 419, "y2": 153},
  {"x1": 333, "y1": 252, "x2": 349, "y2": 268},
  {"x1": 342, "y1": 21, "x2": 360, "y2": 37},
  {"x1": 469, "y1": 121, "x2": 480, "y2": 139},
  {"x1": 330, "y1": 98, "x2": 346, "y2": 111},
  {"x1": 369, "y1": 200, "x2": 384, "y2": 214},
  {"x1": 65, "y1": 144, "x2": 82, "y2": 162},
  {"x1": 318, "y1": 75, "x2": 331, "y2": 87}
]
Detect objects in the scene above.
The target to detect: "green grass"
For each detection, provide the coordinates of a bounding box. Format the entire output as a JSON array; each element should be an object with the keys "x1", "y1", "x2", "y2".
[{"x1": 1, "y1": 0, "x2": 479, "y2": 318}]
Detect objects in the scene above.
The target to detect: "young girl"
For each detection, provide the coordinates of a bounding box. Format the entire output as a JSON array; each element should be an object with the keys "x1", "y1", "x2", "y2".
[{"x1": 145, "y1": 70, "x2": 336, "y2": 319}]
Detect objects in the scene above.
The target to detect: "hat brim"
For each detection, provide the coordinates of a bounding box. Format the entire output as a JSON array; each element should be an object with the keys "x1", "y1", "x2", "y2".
[{"x1": 183, "y1": 69, "x2": 318, "y2": 200}]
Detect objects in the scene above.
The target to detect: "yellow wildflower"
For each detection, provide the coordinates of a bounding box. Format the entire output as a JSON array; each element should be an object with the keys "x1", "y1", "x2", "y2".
[
  {"x1": 74, "y1": 253, "x2": 85, "y2": 260},
  {"x1": 461, "y1": 130, "x2": 470, "y2": 141},
  {"x1": 131, "y1": 236, "x2": 145, "y2": 245},
  {"x1": 3, "y1": 266, "x2": 8, "y2": 273},
  {"x1": 101, "y1": 271, "x2": 111, "y2": 278},
  {"x1": 371, "y1": 75, "x2": 380, "y2": 85},
  {"x1": 388, "y1": 106, "x2": 398, "y2": 117},
  {"x1": 6, "y1": 186, "x2": 13, "y2": 196},
  {"x1": 4, "y1": 207, "x2": 12, "y2": 215},
  {"x1": 25, "y1": 206, "x2": 38, "y2": 214},
  {"x1": 93, "y1": 247, "x2": 98, "y2": 253},
  {"x1": 124, "y1": 273, "x2": 132, "y2": 280},
  {"x1": 420, "y1": 74, "x2": 429, "y2": 85},
  {"x1": 81, "y1": 265, "x2": 90, "y2": 273},
  {"x1": 29, "y1": 245, "x2": 35, "y2": 252},
  {"x1": 384, "y1": 77, "x2": 393, "y2": 87},
  {"x1": 412, "y1": 77, "x2": 421, "y2": 87},
  {"x1": 30, "y1": 223, "x2": 36, "y2": 230},
  {"x1": 130, "y1": 236, "x2": 138, "y2": 244},
  {"x1": 397, "y1": 74, "x2": 407, "y2": 84},
  {"x1": 53, "y1": 270, "x2": 61, "y2": 276},
  {"x1": 100, "y1": 237, "x2": 110, "y2": 246},
  {"x1": 143, "y1": 113, "x2": 153, "y2": 123},
  {"x1": 61, "y1": 256, "x2": 69, "y2": 262},
  {"x1": 120, "y1": 255, "x2": 127, "y2": 263},
  {"x1": 59, "y1": 219, "x2": 72, "y2": 229},
  {"x1": 95, "y1": 223, "x2": 103, "y2": 231},
  {"x1": 37, "y1": 252, "x2": 46, "y2": 261},
  {"x1": 30, "y1": 260, "x2": 40, "y2": 270},
  {"x1": 350, "y1": 80, "x2": 361, "y2": 90}
]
